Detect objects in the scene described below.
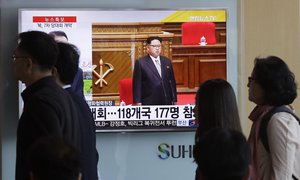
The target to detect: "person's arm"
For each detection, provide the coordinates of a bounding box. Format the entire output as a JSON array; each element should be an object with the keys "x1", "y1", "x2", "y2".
[
  {"x1": 132, "y1": 60, "x2": 142, "y2": 105},
  {"x1": 268, "y1": 112, "x2": 300, "y2": 179}
]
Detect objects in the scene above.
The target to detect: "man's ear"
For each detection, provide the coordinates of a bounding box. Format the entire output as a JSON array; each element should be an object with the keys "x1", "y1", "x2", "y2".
[
  {"x1": 52, "y1": 67, "x2": 58, "y2": 76},
  {"x1": 146, "y1": 45, "x2": 150, "y2": 53},
  {"x1": 52, "y1": 67, "x2": 61, "y2": 84},
  {"x1": 25, "y1": 57, "x2": 34, "y2": 73}
]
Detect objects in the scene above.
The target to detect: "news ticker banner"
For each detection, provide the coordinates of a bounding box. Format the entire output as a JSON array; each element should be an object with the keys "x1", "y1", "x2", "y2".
[{"x1": 89, "y1": 104, "x2": 196, "y2": 132}]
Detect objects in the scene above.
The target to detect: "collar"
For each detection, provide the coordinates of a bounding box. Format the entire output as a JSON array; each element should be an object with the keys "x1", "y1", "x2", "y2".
[
  {"x1": 21, "y1": 76, "x2": 56, "y2": 102},
  {"x1": 249, "y1": 105, "x2": 274, "y2": 122},
  {"x1": 149, "y1": 55, "x2": 160, "y2": 61},
  {"x1": 62, "y1": 84, "x2": 72, "y2": 89}
]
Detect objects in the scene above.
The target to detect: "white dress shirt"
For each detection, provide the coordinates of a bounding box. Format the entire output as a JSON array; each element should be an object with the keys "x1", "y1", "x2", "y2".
[{"x1": 150, "y1": 55, "x2": 161, "y2": 77}]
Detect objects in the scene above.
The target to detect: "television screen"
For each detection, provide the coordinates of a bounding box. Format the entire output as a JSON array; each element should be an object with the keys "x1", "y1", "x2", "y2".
[{"x1": 19, "y1": 9, "x2": 227, "y2": 132}]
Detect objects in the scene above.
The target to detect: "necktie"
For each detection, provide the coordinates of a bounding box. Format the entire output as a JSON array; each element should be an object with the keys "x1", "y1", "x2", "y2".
[{"x1": 155, "y1": 59, "x2": 162, "y2": 77}]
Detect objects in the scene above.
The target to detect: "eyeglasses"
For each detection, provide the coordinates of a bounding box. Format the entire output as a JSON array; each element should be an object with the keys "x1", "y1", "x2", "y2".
[
  {"x1": 12, "y1": 55, "x2": 29, "y2": 61},
  {"x1": 148, "y1": 44, "x2": 162, "y2": 48},
  {"x1": 248, "y1": 76, "x2": 256, "y2": 83}
]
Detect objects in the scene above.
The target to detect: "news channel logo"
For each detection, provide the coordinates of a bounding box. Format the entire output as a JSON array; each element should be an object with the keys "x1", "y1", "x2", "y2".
[{"x1": 157, "y1": 143, "x2": 194, "y2": 160}]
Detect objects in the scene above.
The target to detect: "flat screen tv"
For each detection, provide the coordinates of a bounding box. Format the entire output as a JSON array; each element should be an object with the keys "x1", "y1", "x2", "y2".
[{"x1": 19, "y1": 9, "x2": 227, "y2": 132}]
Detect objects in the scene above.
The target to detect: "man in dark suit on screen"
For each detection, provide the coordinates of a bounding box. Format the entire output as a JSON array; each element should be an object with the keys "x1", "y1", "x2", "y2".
[{"x1": 133, "y1": 36, "x2": 177, "y2": 105}]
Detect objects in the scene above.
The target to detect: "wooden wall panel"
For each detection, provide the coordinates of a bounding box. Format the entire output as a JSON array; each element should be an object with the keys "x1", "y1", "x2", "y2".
[
  {"x1": 92, "y1": 50, "x2": 132, "y2": 96},
  {"x1": 196, "y1": 59, "x2": 227, "y2": 85},
  {"x1": 172, "y1": 44, "x2": 226, "y2": 91},
  {"x1": 188, "y1": 56, "x2": 195, "y2": 89},
  {"x1": 172, "y1": 57, "x2": 189, "y2": 88}
]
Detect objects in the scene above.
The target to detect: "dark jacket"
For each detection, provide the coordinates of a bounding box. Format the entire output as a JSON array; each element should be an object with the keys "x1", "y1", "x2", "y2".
[
  {"x1": 71, "y1": 67, "x2": 85, "y2": 99},
  {"x1": 16, "y1": 76, "x2": 81, "y2": 180},
  {"x1": 66, "y1": 88, "x2": 99, "y2": 180},
  {"x1": 133, "y1": 55, "x2": 177, "y2": 105}
]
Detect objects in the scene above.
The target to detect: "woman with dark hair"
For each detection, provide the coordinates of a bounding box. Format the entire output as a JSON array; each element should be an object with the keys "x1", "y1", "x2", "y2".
[
  {"x1": 247, "y1": 56, "x2": 300, "y2": 180},
  {"x1": 194, "y1": 128, "x2": 251, "y2": 180},
  {"x1": 193, "y1": 79, "x2": 243, "y2": 180},
  {"x1": 194, "y1": 78, "x2": 242, "y2": 143}
]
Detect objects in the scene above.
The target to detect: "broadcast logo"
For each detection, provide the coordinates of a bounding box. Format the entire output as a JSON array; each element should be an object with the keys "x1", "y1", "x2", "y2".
[{"x1": 157, "y1": 143, "x2": 194, "y2": 160}]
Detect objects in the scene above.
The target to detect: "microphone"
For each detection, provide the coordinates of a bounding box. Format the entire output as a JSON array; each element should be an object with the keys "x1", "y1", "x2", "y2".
[
  {"x1": 169, "y1": 80, "x2": 175, "y2": 105},
  {"x1": 166, "y1": 65, "x2": 175, "y2": 105}
]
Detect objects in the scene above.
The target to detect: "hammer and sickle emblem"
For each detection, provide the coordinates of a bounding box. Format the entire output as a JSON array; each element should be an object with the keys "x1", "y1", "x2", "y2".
[{"x1": 92, "y1": 59, "x2": 114, "y2": 88}]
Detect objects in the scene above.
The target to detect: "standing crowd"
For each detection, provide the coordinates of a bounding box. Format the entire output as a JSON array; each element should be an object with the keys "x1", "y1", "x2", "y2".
[
  {"x1": 12, "y1": 30, "x2": 300, "y2": 180},
  {"x1": 193, "y1": 56, "x2": 299, "y2": 180},
  {"x1": 13, "y1": 31, "x2": 98, "y2": 180}
]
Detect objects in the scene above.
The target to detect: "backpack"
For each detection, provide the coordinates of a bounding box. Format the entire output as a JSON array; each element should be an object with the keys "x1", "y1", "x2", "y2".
[{"x1": 259, "y1": 105, "x2": 300, "y2": 153}]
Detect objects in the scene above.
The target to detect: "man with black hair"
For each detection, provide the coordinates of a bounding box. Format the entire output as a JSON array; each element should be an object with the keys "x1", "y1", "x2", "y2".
[
  {"x1": 133, "y1": 36, "x2": 177, "y2": 105},
  {"x1": 13, "y1": 31, "x2": 81, "y2": 180},
  {"x1": 49, "y1": 30, "x2": 85, "y2": 99},
  {"x1": 53, "y1": 42, "x2": 98, "y2": 180}
]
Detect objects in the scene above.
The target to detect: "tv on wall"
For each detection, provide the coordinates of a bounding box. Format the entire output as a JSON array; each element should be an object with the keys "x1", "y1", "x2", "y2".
[{"x1": 19, "y1": 9, "x2": 227, "y2": 132}]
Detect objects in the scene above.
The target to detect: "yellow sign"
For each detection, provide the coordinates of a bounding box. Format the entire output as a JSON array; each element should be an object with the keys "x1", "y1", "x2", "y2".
[{"x1": 161, "y1": 10, "x2": 226, "y2": 22}]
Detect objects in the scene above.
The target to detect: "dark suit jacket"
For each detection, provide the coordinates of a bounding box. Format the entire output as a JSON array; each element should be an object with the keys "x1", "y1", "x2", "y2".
[
  {"x1": 66, "y1": 88, "x2": 98, "y2": 180},
  {"x1": 133, "y1": 55, "x2": 177, "y2": 105},
  {"x1": 16, "y1": 76, "x2": 81, "y2": 180},
  {"x1": 71, "y1": 67, "x2": 85, "y2": 99}
]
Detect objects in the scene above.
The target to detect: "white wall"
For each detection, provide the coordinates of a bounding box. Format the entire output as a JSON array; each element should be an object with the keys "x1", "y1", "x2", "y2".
[
  {"x1": 0, "y1": 1, "x2": 238, "y2": 180},
  {"x1": 241, "y1": 0, "x2": 300, "y2": 135}
]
